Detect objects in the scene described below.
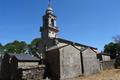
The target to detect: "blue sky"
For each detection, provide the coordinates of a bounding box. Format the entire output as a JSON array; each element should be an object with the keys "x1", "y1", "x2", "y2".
[{"x1": 0, "y1": 0, "x2": 120, "y2": 51}]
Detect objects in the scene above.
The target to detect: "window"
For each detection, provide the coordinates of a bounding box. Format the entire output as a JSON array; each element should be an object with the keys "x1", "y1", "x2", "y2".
[{"x1": 51, "y1": 19, "x2": 54, "y2": 26}]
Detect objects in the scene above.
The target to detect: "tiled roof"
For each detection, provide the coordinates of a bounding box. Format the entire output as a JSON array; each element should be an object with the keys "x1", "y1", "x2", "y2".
[
  {"x1": 46, "y1": 44, "x2": 69, "y2": 52},
  {"x1": 6, "y1": 53, "x2": 40, "y2": 62},
  {"x1": 54, "y1": 38, "x2": 97, "y2": 50}
]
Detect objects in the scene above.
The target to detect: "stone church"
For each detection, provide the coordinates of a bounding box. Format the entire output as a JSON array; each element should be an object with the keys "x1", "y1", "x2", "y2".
[{"x1": 40, "y1": 2, "x2": 100, "y2": 80}]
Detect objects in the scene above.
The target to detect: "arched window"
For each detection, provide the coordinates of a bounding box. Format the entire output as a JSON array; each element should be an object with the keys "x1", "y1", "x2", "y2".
[{"x1": 51, "y1": 19, "x2": 54, "y2": 26}]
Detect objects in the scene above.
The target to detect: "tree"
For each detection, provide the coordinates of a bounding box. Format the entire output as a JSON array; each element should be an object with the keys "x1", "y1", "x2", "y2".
[
  {"x1": 29, "y1": 38, "x2": 42, "y2": 57},
  {"x1": 31, "y1": 38, "x2": 42, "y2": 47},
  {"x1": 0, "y1": 43, "x2": 2, "y2": 47},
  {"x1": 104, "y1": 42, "x2": 118, "y2": 59},
  {"x1": 104, "y1": 35, "x2": 120, "y2": 59},
  {"x1": 0, "y1": 38, "x2": 42, "y2": 55},
  {"x1": 113, "y1": 35, "x2": 120, "y2": 43},
  {"x1": 0, "y1": 43, "x2": 3, "y2": 49},
  {"x1": 4, "y1": 40, "x2": 27, "y2": 54},
  {"x1": 0, "y1": 43, "x2": 4, "y2": 54}
]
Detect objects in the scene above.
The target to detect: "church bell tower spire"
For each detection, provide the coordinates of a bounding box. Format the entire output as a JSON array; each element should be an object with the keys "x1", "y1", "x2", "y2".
[
  {"x1": 40, "y1": 0, "x2": 59, "y2": 48},
  {"x1": 46, "y1": 0, "x2": 54, "y2": 14}
]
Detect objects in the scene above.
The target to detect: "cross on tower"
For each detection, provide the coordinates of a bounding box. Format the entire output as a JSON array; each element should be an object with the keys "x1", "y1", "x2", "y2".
[{"x1": 48, "y1": 0, "x2": 51, "y2": 6}]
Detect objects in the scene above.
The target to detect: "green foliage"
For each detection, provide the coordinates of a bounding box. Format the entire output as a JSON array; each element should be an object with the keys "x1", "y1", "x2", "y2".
[
  {"x1": 29, "y1": 38, "x2": 42, "y2": 57},
  {"x1": 0, "y1": 43, "x2": 4, "y2": 54},
  {"x1": 113, "y1": 35, "x2": 120, "y2": 43},
  {"x1": 104, "y1": 35, "x2": 120, "y2": 59},
  {"x1": 0, "y1": 43, "x2": 3, "y2": 50},
  {"x1": 0, "y1": 38, "x2": 42, "y2": 55},
  {"x1": 0, "y1": 43, "x2": 2, "y2": 47},
  {"x1": 31, "y1": 38, "x2": 42, "y2": 47},
  {"x1": 4, "y1": 40, "x2": 27, "y2": 54},
  {"x1": 104, "y1": 42, "x2": 116, "y2": 53}
]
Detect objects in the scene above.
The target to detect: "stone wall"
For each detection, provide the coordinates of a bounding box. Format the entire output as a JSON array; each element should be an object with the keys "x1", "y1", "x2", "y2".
[
  {"x1": 45, "y1": 45, "x2": 101, "y2": 80},
  {"x1": 1, "y1": 55, "x2": 11, "y2": 80},
  {"x1": 22, "y1": 66, "x2": 45, "y2": 80},
  {"x1": 100, "y1": 60, "x2": 115, "y2": 70},
  {"x1": 60, "y1": 45, "x2": 82, "y2": 79},
  {"x1": 45, "y1": 45, "x2": 82, "y2": 80},
  {"x1": 82, "y1": 48, "x2": 100, "y2": 75},
  {"x1": 0, "y1": 54, "x2": 44, "y2": 80},
  {"x1": 45, "y1": 49, "x2": 60, "y2": 80},
  {"x1": 102, "y1": 55, "x2": 111, "y2": 61},
  {"x1": 18, "y1": 62, "x2": 39, "y2": 68}
]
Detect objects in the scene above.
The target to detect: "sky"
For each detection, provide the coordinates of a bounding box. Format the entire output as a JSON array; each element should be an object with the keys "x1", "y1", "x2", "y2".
[{"x1": 0, "y1": 0, "x2": 120, "y2": 51}]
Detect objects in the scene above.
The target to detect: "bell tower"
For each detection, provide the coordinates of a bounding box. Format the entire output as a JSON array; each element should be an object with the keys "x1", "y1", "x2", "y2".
[{"x1": 40, "y1": 0, "x2": 59, "y2": 48}]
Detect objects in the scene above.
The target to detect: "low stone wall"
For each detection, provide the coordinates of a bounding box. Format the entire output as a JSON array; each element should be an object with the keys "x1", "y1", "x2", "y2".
[
  {"x1": 18, "y1": 62, "x2": 39, "y2": 68},
  {"x1": 22, "y1": 65, "x2": 45, "y2": 80},
  {"x1": 100, "y1": 60, "x2": 115, "y2": 70},
  {"x1": 83, "y1": 59, "x2": 100, "y2": 75}
]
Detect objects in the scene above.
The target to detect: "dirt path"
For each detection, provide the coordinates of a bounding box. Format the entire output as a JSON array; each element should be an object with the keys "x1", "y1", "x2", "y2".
[{"x1": 70, "y1": 69, "x2": 120, "y2": 80}]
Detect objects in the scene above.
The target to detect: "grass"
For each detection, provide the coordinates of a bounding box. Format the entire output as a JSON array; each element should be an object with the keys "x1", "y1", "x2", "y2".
[{"x1": 72, "y1": 69, "x2": 120, "y2": 80}]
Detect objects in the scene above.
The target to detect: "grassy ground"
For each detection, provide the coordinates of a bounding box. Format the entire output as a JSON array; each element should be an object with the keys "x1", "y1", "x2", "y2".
[{"x1": 72, "y1": 69, "x2": 120, "y2": 80}]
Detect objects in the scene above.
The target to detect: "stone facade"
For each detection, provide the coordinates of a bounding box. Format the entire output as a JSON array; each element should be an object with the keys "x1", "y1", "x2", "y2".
[
  {"x1": 100, "y1": 60, "x2": 115, "y2": 70},
  {"x1": 45, "y1": 49, "x2": 60, "y2": 80},
  {"x1": 45, "y1": 44, "x2": 100, "y2": 80},
  {"x1": 18, "y1": 62, "x2": 38, "y2": 68},
  {"x1": 82, "y1": 48, "x2": 100, "y2": 75},
  {"x1": 59, "y1": 45, "x2": 82, "y2": 79},
  {"x1": 102, "y1": 55, "x2": 111, "y2": 61},
  {"x1": 22, "y1": 65, "x2": 45, "y2": 80},
  {"x1": 0, "y1": 53, "x2": 43, "y2": 80}
]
